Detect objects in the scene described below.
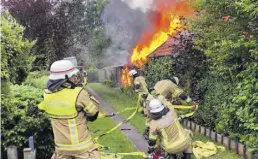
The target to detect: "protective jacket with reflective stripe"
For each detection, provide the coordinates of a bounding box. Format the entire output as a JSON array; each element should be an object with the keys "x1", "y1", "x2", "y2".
[
  {"x1": 38, "y1": 87, "x2": 99, "y2": 152},
  {"x1": 134, "y1": 76, "x2": 149, "y2": 93},
  {"x1": 149, "y1": 106, "x2": 192, "y2": 154},
  {"x1": 154, "y1": 80, "x2": 192, "y2": 105}
]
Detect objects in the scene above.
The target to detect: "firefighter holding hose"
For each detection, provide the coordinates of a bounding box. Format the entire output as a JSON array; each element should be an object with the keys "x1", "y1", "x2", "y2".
[
  {"x1": 144, "y1": 77, "x2": 196, "y2": 140},
  {"x1": 128, "y1": 69, "x2": 149, "y2": 113},
  {"x1": 153, "y1": 77, "x2": 192, "y2": 106},
  {"x1": 38, "y1": 60, "x2": 100, "y2": 159},
  {"x1": 147, "y1": 98, "x2": 193, "y2": 159},
  {"x1": 128, "y1": 69, "x2": 149, "y2": 94}
]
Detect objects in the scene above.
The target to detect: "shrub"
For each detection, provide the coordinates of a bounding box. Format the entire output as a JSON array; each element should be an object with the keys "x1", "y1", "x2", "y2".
[
  {"x1": 1, "y1": 84, "x2": 53, "y2": 159},
  {"x1": 24, "y1": 71, "x2": 48, "y2": 89},
  {"x1": 142, "y1": 56, "x2": 174, "y2": 87}
]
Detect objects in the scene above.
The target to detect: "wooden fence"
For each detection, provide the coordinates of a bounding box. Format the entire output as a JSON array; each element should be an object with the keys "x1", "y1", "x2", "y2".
[
  {"x1": 7, "y1": 136, "x2": 36, "y2": 159},
  {"x1": 87, "y1": 65, "x2": 124, "y2": 87},
  {"x1": 182, "y1": 119, "x2": 254, "y2": 159}
]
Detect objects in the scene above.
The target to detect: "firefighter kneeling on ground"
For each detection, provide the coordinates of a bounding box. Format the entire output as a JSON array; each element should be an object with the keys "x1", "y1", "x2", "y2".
[
  {"x1": 147, "y1": 99, "x2": 193, "y2": 159},
  {"x1": 143, "y1": 76, "x2": 195, "y2": 141},
  {"x1": 38, "y1": 60, "x2": 100, "y2": 159}
]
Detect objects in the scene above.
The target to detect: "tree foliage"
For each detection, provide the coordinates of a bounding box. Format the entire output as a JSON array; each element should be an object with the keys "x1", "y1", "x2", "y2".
[
  {"x1": 190, "y1": 0, "x2": 258, "y2": 150},
  {"x1": 0, "y1": 11, "x2": 35, "y2": 85},
  {"x1": 2, "y1": 0, "x2": 109, "y2": 68}
]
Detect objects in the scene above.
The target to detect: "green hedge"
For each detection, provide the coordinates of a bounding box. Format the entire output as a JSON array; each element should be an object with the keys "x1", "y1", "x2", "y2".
[
  {"x1": 1, "y1": 84, "x2": 53, "y2": 159},
  {"x1": 1, "y1": 72, "x2": 52, "y2": 159},
  {"x1": 142, "y1": 56, "x2": 174, "y2": 87},
  {"x1": 24, "y1": 71, "x2": 49, "y2": 89},
  {"x1": 189, "y1": 0, "x2": 258, "y2": 154},
  {"x1": 142, "y1": 48, "x2": 206, "y2": 103}
]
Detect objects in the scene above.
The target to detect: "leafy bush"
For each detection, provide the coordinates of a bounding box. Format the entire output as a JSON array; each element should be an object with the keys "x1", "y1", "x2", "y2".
[
  {"x1": 1, "y1": 85, "x2": 53, "y2": 159},
  {"x1": 1, "y1": 11, "x2": 35, "y2": 85},
  {"x1": 24, "y1": 71, "x2": 49, "y2": 89},
  {"x1": 142, "y1": 56, "x2": 174, "y2": 87},
  {"x1": 190, "y1": 0, "x2": 258, "y2": 154},
  {"x1": 194, "y1": 75, "x2": 232, "y2": 129},
  {"x1": 142, "y1": 49, "x2": 206, "y2": 103}
]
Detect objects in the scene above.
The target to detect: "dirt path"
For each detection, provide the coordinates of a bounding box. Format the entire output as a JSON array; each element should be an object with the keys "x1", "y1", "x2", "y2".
[{"x1": 86, "y1": 86, "x2": 149, "y2": 154}]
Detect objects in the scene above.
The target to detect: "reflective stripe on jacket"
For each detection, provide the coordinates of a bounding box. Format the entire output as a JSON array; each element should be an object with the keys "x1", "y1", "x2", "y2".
[
  {"x1": 149, "y1": 104, "x2": 192, "y2": 154},
  {"x1": 38, "y1": 87, "x2": 99, "y2": 152}
]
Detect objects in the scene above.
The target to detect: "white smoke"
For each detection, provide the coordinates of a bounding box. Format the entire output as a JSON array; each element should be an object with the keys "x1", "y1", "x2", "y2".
[
  {"x1": 101, "y1": 0, "x2": 153, "y2": 67},
  {"x1": 121, "y1": 0, "x2": 153, "y2": 13}
]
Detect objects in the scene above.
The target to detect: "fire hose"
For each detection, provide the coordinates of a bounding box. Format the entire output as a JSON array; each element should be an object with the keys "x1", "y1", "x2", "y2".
[
  {"x1": 94, "y1": 93, "x2": 199, "y2": 159},
  {"x1": 103, "y1": 104, "x2": 199, "y2": 119},
  {"x1": 94, "y1": 93, "x2": 148, "y2": 158}
]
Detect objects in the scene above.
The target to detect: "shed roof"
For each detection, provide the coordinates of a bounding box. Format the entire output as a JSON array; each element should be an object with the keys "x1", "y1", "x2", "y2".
[{"x1": 148, "y1": 31, "x2": 191, "y2": 58}]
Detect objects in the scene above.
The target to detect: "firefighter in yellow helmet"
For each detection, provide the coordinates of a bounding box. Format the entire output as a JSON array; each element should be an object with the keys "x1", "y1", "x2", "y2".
[
  {"x1": 148, "y1": 99, "x2": 192, "y2": 159},
  {"x1": 38, "y1": 60, "x2": 100, "y2": 159},
  {"x1": 154, "y1": 77, "x2": 192, "y2": 106}
]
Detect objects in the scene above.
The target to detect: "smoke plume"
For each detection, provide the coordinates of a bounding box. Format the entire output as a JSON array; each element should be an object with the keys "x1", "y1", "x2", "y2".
[{"x1": 100, "y1": 0, "x2": 153, "y2": 66}]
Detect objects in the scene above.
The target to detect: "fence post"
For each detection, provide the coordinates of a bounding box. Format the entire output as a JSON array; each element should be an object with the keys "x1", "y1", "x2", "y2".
[
  {"x1": 7, "y1": 146, "x2": 18, "y2": 159},
  {"x1": 246, "y1": 146, "x2": 253, "y2": 159},
  {"x1": 23, "y1": 136, "x2": 36, "y2": 159}
]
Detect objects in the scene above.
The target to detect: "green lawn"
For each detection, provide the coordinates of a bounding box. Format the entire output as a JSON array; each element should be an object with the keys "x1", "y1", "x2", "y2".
[
  {"x1": 88, "y1": 83, "x2": 146, "y2": 134},
  {"x1": 88, "y1": 83, "x2": 243, "y2": 159},
  {"x1": 88, "y1": 108, "x2": 144, "y2": 159}
]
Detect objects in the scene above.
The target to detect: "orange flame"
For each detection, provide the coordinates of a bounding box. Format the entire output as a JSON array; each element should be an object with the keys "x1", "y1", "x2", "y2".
[
  {"x1": 130, "y1": 0, "x2": 194, "y2": 67},
  {"x1": 121, "y1": 0, "x2": 194, "y2": 87},
  {"x1": 121, "y1": 65, "x2": 133, "y2": 87}
]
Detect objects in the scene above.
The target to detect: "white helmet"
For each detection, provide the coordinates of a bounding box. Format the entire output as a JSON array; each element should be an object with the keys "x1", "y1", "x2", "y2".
[
  {"x1": 149, "y1": 99, "x2": 165, "y2": 113},
  {"x1": 49, "y1": 60, "x2": 79, "y2": 80},
  {"x1": 128, "y1": 69, "x2": 137, "y2": 76},
  {"x1": 172, "y1": 76, "x2": 179, "y2": 85}
]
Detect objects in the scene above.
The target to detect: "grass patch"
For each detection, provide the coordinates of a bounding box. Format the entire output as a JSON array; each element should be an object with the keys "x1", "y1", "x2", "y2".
[
  {"x1": 88, "y1": 83, "x2": 146, "y2": 134},
  {"x1": 88, "y1": 108, "x2": 143, "y2": 159},
  {"x1": 89, "y1": 83, "x2": 243, "y2": 159}
]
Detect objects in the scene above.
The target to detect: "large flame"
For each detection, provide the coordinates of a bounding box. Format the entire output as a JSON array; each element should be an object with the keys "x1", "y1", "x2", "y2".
[
  {"x1": 122, "y1": 0, "x2": 194, "y2": 87},
  {"x1": 130, "y1": 0, "x2": 194, "y2": 67}
]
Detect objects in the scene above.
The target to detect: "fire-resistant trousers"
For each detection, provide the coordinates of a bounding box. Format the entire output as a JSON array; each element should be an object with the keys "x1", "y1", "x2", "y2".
[{"x1": 54, "y1": 148, "x2": 101, "y2": 159}]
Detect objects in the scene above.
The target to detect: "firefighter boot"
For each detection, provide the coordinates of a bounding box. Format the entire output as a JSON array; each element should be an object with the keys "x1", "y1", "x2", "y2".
[
  {"x1": 143, "y1": 127, "x2": 150, "y2": 140},
  {"x1": 182, "y1": 153, "x2": 191, "y2": 159}
]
